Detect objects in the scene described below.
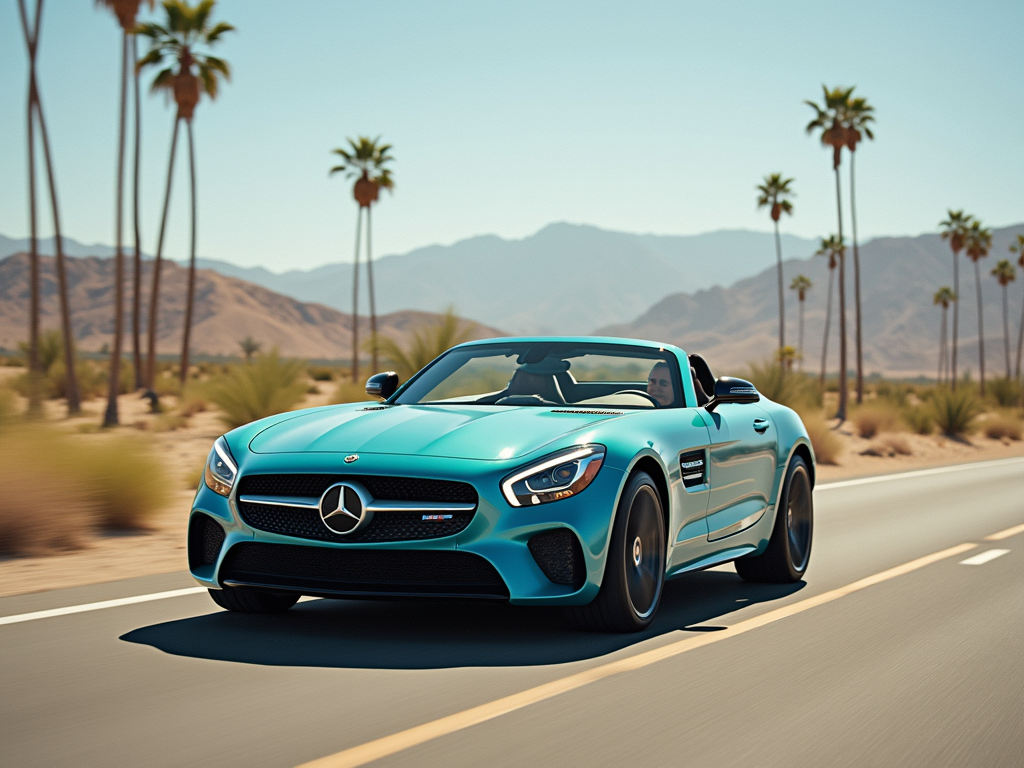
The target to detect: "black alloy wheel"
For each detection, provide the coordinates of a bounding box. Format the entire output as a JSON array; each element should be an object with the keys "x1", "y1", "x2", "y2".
[
  {"x1": 735, "y1": 455, "x2": 813, "y2": 583},
  {"x1": 208, "y1": 586, "x2": 299, "y2": 614},
  {"x1": 567, "y1": 471, "x2": 666, "y2": 633}
]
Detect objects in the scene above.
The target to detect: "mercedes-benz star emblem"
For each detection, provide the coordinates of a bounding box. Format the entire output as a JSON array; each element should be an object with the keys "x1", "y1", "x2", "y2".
[{"x1": 319, "y1": 482, "x2": 372, "y2": 535}]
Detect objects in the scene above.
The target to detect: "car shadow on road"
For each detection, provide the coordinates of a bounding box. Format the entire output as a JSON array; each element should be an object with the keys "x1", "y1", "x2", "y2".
[{"x1": 121, "y1": 570, "x2": 803, "y2": 669}]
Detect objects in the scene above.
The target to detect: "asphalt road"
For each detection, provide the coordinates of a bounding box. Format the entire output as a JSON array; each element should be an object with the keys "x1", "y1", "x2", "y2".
[{"x1": 2, "y1": 459, "x2": 1022, "y2": 768}]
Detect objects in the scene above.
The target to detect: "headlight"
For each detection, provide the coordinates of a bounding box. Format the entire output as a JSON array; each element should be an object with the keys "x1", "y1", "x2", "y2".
[
  {"x1": 204, "y1": 436, "x2": 237, "y2": 497},
  {"x1": 501, "y1": 444, "x2": 605, "y2": 507}
]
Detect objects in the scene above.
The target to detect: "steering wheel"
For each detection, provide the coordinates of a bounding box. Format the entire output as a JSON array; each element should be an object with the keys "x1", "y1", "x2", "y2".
[{"x1": 611, "y1": 389, "x2": 659, "y2": 407}]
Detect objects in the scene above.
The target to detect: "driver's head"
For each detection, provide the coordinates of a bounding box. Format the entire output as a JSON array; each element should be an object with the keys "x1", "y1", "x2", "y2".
[{"x1": 647, "y1": 362, "x2": 675, "y2": 407}]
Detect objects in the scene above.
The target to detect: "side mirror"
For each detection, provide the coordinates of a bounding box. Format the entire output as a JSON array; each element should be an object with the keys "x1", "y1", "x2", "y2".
[
  {"x1": 365, "y1": 371, "x2": 400, "y2": 400},
  {"x1": 705, "y1": 376, "x2": 759, "y2": 412}
]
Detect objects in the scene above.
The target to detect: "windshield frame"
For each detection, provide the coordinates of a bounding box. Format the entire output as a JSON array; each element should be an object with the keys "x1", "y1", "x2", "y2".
[{"x1": 388, "y1": 340, "x2": 688, "y2": 409}]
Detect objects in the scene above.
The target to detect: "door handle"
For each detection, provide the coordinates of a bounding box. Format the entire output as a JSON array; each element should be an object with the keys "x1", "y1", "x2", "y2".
[{"x1": 753, "y1": 418, "x2": 770, "y2": 434}]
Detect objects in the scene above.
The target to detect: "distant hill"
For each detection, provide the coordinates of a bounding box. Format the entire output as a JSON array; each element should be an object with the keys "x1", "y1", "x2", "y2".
[
  {"x1": 598, "y1": 224, "x2": 1024, "y2": 377},
  {"x1": 0, "y1": 253, "x2": 502, "y2": 360},
  {"x1": 1, "y1": 225, "x2": 819, "y2": 335}
]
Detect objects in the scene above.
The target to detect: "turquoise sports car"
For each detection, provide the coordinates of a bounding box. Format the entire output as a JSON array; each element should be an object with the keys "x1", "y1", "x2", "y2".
[{"x1": 190, "y1": 337, "x2": 815, "y2": 632}]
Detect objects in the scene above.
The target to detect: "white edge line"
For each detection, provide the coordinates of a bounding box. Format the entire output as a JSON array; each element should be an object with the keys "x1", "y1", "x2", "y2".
[
  {"x1": 0, "y1": 587, "x2": 207, "y2": 626},
  {"x1": 959, "y1": 549, "x2": 1010, "y2": 566},
  {"x1": 815, "y1": 456, "x2": 1024, "y2": 490}
]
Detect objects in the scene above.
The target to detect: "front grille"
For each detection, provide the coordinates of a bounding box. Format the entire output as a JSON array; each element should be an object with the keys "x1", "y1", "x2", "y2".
[
  {"x1": 236, "y1": 474, "x2": 478, "y2": 543},
  {"x1": 237, "y1": 474, "x2": 477, "y2": 504},
  {"x1": 238, "y1": 503, "x2": 473, "y2": 543},
  {"x1": 188, "y1": 514, "x2": 225, "y2": 569},
  {"x1": 219, "y1": 542, "x2": 509, "y2": 599},
  {"x1": 528, "y1": 528, "x2": 586, "y2": 588}
]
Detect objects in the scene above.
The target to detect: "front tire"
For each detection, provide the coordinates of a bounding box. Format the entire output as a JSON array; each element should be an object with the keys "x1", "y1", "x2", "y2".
[
  {"x1": 736, "y1": 455, "x2": 813, "y2": 583},
  {"x1": 567, "y1": 471, "x2": 666, "y2": 633},
  {"x1": 208, "y1": 586, "x2": 299, "y2": 614}
]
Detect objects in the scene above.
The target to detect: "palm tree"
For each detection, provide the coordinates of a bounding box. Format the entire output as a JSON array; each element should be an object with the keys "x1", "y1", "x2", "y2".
[
  {"x1": 933, "y1": 287, "x2": 956, "y2": 384},
  {"x1": 1010, "y1": 235, "x2": 1024, "y2": 379},
  {"x1": 131, "y1": 13, "x2": 150, "y2": 390},
  {"x1": 330, "y1": 137, "x2": 395, "y2": 381},
  {"x1": 806, "y1": 85, "x2": 855, "y2": 420},
  {"x1": 239, "y1": 335, "x2": 260, "y2": 363},
  {"x1": 843, "y1": 93, "x2": 875, "y2": 405},
  {"x1": 815, "y1": 235, "x2": 843, "y2": 388},
  {"x1": 98, "y1": 0, "x2": 151, "y2": 426},
  {"x1": 756, "y1": 173, "x2": 795, "y2": 353},
  {"x1": 939, "y1": 210, "x2": 973, "y2": 389},
  {"x1": 963, "y1": 220, "x2": 992, "y2": 395},
  {"x1": 991, "y1": 260, "x2": 1016, "y2": 380},
  {"x1": 17, "y1": 0, "x2": 81, "y2": 416},
  {"x1": 790, "y1": 275, "x2": 812, "y2": 371},
  {"x1": 138, "y1": 0, "x2": 233, "y2": 391}
]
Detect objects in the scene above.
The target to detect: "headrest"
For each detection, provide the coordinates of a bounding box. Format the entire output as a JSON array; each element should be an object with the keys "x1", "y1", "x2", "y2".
[{"x1": 518, "y1": 359, "x2": 571, "y2": 375}]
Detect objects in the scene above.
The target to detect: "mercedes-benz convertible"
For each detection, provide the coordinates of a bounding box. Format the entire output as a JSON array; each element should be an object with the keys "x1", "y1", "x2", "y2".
[{"x1": 189, "y1": 337, "x2": 815, "y2": 632}]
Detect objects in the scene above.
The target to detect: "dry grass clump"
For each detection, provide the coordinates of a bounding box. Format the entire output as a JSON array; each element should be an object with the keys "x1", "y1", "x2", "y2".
[
  {"x1": 746, "y1": 360, "x2": 822, "y2": 410},
  {"x1": 333, "y1": 380, "x2": 377, "y2": 405},
  {"x1": 0, "y1": 426, "x2": 171, "y2": 554},
  {"x1": 207, "y1": 350, "x2": 308, "y2": 428},
  {"x1": 177, "y1": 386, "x2": 209, "y2": 417},
  {"x1": 850, "y1": 401, "x2": 903, "y2": 439},
  {"x1": 309, "y1": 365, "x2": 337, "y2": 382},
  {"x1": 902, "y1": 405, "x2": 934, "y2": 435},
  {"x1": 800, "y1": 412, "x2": 842, "y2": 465},
  {"x1": 930, "y1": 385, "x2": 982, "y2": 437},
  {"x1": 862, "y1": 435, "x2": 913, "y2": 457},
  {"x1": 987, "y1": 377, "x2": 1023, "y2": 408},
  {"x1": 983, "y1": 414, "x2": 1023, "y2": 441}
]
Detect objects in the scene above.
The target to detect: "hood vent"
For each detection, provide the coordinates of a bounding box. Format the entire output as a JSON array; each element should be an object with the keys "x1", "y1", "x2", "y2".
[{"x1": 680, "y1": 450, "x2": 707, "y2": 488}]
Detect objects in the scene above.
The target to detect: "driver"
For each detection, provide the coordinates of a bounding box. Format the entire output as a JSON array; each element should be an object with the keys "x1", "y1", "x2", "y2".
[{"x1": 647, "y1": 362, "x2": 676, "y2": 407}]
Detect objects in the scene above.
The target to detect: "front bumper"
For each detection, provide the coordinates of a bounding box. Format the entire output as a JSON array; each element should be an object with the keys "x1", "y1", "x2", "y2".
[{"x1": 188, "y1": 451, "x2": 625, "y2": 605}]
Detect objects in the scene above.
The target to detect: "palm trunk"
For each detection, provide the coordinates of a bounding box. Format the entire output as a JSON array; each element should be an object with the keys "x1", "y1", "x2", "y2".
[
  {"x1": 179, "y1": 119, "x2": 197, "y2": 385},
  {"x1": 146, "y1": 116, "x2": 180, "y2": 391},
  {"x1": 798, "y1": 297, "x2": 805, "y2": 372},
  {"x1": 834, "y1": 165, "x2": 847, "y2": 422},
  {"x1": 103, "y1": 31, "x2": 130, "y2": 426},
  {"x1": 1015, "y1": 283, "x2": 1024, "y2": 380},
  {"x1": 366, "y1": 205, "x2": 378, "y2": 373},
  {"x1": 850, "y1": 150, "x2": 864, "y2": 404},
  {"x1": 351, "y1": 206, "x2": 363, "y2": 383},
  {"x1": 131, "y1": 33, "x2": 143, "y2": 390},
  {"x1": 974, "y1": 259, "x2": 985, "y2": 396},
  {"x1": 33, "y1": 79, "x2": 80, "y2": 414},
  {"x1": 938, "y1": 307, "x2": 947, "y2": 384},
  {"x1": 952, "y1": 252, "x2": 960, "y2": 389},
  {"x1": 22, "y1": 0, "x2": 41, "y2": 415},
  {"x1": 1001, "y1": 285, "x2": 1010, "y2": 379},
  {"x1": 773, "y1": 219, "x2": 785, "y2": 353},
  {"x1": 820, "y1": 267, "x2": 834, "y2": 386}
]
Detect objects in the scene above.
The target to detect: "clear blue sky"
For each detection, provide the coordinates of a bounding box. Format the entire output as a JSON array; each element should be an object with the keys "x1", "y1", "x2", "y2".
[{"x1": 1, "y1": 0, "x2": 1021, "y2": 271}]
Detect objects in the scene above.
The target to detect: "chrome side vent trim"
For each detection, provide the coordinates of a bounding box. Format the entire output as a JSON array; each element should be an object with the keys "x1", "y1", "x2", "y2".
[
  {"x1": 680, "y1": 450, "x2": 707, "y2": 488},
  {"x1": 550, "y1": 409, "x2": 623, "y2": 415}
]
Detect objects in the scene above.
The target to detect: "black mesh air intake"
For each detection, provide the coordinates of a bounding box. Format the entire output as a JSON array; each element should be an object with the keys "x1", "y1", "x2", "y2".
[
  {"x1": 219, "y1": 542, "x2": 509, "y2": 599},
  {"x1": 237, "y1": 474, "x2": 477, "y2": 504},
  {"x1": 528, "y1": 528, "x2": 586, "y2": 588},
  {"x1": 188, "y1": 514, "x2": 225, "y2": 569}
]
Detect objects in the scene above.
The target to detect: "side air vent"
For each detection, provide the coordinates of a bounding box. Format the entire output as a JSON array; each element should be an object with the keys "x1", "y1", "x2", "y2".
[
  {"x1": 680, "y1": 450, "x2": 707, "y2": 488},
  {"x1": 550, "y1": 409, "x2": 623, "y2": 416},
  {"x1": 188, "y1": 513, "x2": 226, "y2": 570},
  {"x1": 360, "y1": 406, "x2": 390, "y2": 411}
]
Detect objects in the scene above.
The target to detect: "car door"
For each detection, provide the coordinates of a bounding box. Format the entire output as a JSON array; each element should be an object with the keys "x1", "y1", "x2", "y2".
[{"x1": 698, "y1": 402, "x2": 777, "y2": 541}]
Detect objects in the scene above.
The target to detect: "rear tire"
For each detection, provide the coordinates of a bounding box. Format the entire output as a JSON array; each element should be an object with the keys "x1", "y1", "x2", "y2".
[
  {"x1": 208, "y1": 586, "x2": 299, "y2": 614},
  {"x1": 735, "y1": 455, "x2": 813, "y2": 583},
  {"x1": 566, "y1": 471, "x2": 666, "y2": 633}
]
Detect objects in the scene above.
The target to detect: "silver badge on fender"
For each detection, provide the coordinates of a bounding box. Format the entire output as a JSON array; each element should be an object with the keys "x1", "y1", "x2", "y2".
[{"x1": 344, "y1": 454, "x2": 359, "y2": 464}]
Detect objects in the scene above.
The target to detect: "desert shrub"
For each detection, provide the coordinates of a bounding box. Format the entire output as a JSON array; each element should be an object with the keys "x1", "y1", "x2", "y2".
[
  {"x1": 850, "y1": 402, "x2": 903, "y2": 439},
  {"x1": 874, "y1": 381, "x2": 912, "y2": 408},
  {"x1": 376, "y1": 308, "x2": 474, "y2": 381},
  {"x1": 76, "y1": 436, "x2": 172, "y2": 529},
  {"x1": 152, "y1": 412, "x2": 188, "y2": 432},
  {"x1": 987, "y1": 377, "x2": 1023, "y2": 408},
  {"x1": 930, "y1": 385, "x2": 982, "y2": 437},
  {"x1": 0, "y1": 386, "x2": 16, "y2": 424},
  {"x1": 984, "y1": 414, "x2": 1023, "y2": 441},
  {"x1": 177, "y1": 384, "x2": 209, "y2": 417},
  {"x1": 152, "y1": 369, "x2": 182, "y2": 397},
  {"x1": 309, "y1": 366, "x2": 337, "y2": 382},
  {"x1": 799, "y1": 412, "x2": 842, "y2": 465},
  {"x1": 746, "y1": 360, "x2": 822, "y2": 410},
  {"x1": 207, "y1": 350, "x2": 308, "y2": 428},
  {"x1": 333, "y1": 380, "x2": 376, "y2": 405},
  {"x1": 902, "y1": 405, "x2": 934, "y2": 435}
]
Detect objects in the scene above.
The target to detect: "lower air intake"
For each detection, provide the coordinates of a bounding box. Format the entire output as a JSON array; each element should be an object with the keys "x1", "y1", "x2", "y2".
[
  {"x1": 528, "y1": 528, "x2": 586, "y2": 588},
  {"x1": 188, "y1": 514, "x2": 225, "y2": 570},
  {"x1": 219, "y1": 542, "x2": 509, "y2": 599}
]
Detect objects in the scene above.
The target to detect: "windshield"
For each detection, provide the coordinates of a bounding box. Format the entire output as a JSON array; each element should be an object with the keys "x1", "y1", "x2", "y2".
[{"x1": 394, "y1": 342, "x2": 684, "y2": 408}]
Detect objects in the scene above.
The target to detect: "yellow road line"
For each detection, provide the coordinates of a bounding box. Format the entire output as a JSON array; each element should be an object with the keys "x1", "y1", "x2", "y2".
[
  {"x1": 296, "y1": 541, "x2": 978, "y2": 768},
  {"x1": 986, "y1": 522, "x2": 1024, "y2": 541}
]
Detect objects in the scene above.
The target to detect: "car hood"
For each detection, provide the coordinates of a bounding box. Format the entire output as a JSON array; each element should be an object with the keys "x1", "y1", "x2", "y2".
[{"x1": 248, "y1": 404, "x2": 624, "y2": 460}]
